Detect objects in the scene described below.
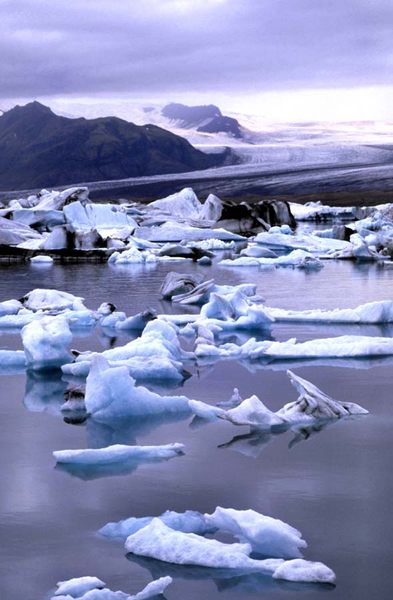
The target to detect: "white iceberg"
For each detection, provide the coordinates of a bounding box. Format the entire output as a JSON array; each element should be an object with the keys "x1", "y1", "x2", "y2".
[
  {"x1": 63, "y1": 320, "x2": 188, "y2": 383},
  {"x1": 30, "y1": 254, "x2": 54, "y2": 264},
  {"x1": 51, "y1": 576, "x2": 172, "y2": 600},
  {"x1": 254, "y1": 229, "x2": 350, "y2": 255},
  {"x1": 83, "y1": 356, "x2": 190, "y2": 421},
  {"x1": 99, "y1": 510, "x2": 213, "y2": 541},
  {"x1": 220, "y1": 249, "x2": 323, "y2": 270},
  {"x1": 267, "y1": 299, "x2": 393, "y2": 324},
  {"x1": 54, "y1": 577, "x2": 105, "y2": 597},
  {"x1": 22, "y1": 316, "x2": 72, "y2": 370},
  {"x1": 125, "y1": 518, "x2": 282, "y2": 573},
  {"x1": 272, "y1": 558, "x2": 336, "y2": 584},
  {"x1": 20, "y1": 289, "x2": 87, "y2": 312},
  {"x1": 196, "y1": 334, "x2": 393, "y2": 361},
  {"x1": 124, "y1": 519, "x2": 334, "y2": 583},
  {"x1": 204, "y1": 507, "x2": 307, "y2": 559}
]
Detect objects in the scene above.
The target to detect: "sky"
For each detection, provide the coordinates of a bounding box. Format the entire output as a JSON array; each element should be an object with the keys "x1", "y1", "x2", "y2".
[{"x1": 1, "y1": 0, "x2": 393, "y2": 122}]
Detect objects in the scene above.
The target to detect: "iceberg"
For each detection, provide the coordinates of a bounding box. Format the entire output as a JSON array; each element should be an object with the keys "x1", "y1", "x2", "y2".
[
  {"x1": 20, "y1": 289, "x2": 87, "y2": 312},
  {"x1": 99, "y1": 510, "x2": 213, "y2": 541},
  {"x1": 196, "y1": 334, "x2": 393, "y2": 361},
  {"x1": 254, "y1": 228, "x2": 350, "y2": 255},
  {"x1": 136, "y1": 221, "x2": 245, "y2": 242},
  {"x1": 220, "y1": 249, "x2": 323, "y2": 270},
  {"x1": 83, "y1": 356, "x2": 190, "y2": 421},
  {"x1": 30, "y1": 254, "x2": 54, "y2": 264},
  {"x1": 204, "y1": 507, "x2": 307, "y2": 559},
  {"x1": 54, "y1": 577, "x2": 105, "y2": 597},
  {"x1": 267, "y1": 299, "x2": 393, "y2": 324},
  {"x1": 189, "y1": 370, "x2": 368, "y2": 429},
  {"x1": 63, "y1": 320, "x2": 189, "y2": 383},
  {"x1": 51, "y1": 576, "x2": 172, "y2": 600},
  {"x1": 53, "y1": 443, "x2": 184, "y2": 480},
  {"x1": 277, "y1": 370, "x2": 368, "y2": 422},
  {"x1": 22, "y1": 316, "x2": 72, "y2": 370},
  {"x1": 125, "y1": 518, "x2": 282, "y2": 573},
  {"x1": 272, "y1": 559, "x2": 336, "y2": 584},
  {"x1": 0, "y1": 215, "x2": 42, "y2": 245},
  {"x1": 124, "y1": 519, "x2": 334, "y2": 583}
]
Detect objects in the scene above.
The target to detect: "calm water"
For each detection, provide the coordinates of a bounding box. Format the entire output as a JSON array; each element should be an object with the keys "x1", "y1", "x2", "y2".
[{"x1": 1, "y1": 259, "x2": 393, "y2": 600}]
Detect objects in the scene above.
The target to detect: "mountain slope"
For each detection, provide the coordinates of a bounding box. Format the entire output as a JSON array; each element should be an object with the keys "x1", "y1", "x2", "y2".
[
  {"x1": 0, "y1": 102, "x2": 224, "y2": 190},
  {"x1": 161, "y1": 102, "x2": 243, "y2": 138}
]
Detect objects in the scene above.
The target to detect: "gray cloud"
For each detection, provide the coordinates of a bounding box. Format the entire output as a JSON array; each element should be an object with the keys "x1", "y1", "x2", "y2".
[{"x1": 0, "y1": 0, "x2": 392, "y2": 100}]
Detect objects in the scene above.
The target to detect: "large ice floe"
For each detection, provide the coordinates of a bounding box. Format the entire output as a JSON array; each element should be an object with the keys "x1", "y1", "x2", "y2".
[
  {"x1": 101, "y1": 507, "x2": 306, "y2": 560},
  {"x1": 50, "y1": 575, "x2": 172, "y2": 599},
  {"x1": 53, "y1": 443, "x2": 184, "y2": 480},
  {"x1": 196, "y1": 333, "x2": 393, "y2": 362},
  {"x1": 188, "y1": 370, "x2": 368, "y2": 429},
  {"x1": 124, "y1": 518, "x2": 335, "y2": 584},
  {"x1": 62, "y1": 320, "x2": 190, "y2": 383}
]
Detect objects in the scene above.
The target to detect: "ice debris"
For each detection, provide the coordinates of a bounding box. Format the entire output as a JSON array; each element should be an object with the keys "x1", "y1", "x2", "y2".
[{"x1": 51, "y1": 575, "x2": 172, "y2": 600}]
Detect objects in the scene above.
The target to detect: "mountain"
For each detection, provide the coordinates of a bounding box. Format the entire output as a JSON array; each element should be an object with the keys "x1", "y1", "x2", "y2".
[
  {"x1": 0, "y1": 102, "x2": 225, "y2": 191},
  {"x1": 162, "y1": 102, "x2": 243, "y2": 138}
]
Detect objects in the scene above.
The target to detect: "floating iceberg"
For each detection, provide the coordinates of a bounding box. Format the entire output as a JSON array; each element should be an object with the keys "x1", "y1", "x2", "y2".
[
  {"x1": 83, "y1": 356, "x2": 190, "y2": 421},
  {"x1": 125, "y1": 518, "x2": 281, "y2": 573},
  {"x1": 63, "y1": 320, "x2": 188, "y2": 383},
  {"x1": 204, "y1": 508, "x2": 307, "y2": 559},
  {"x1": 272, "y1": 559, "x2": 336, "y2": 584},
  {"x1": 267, "y1": 299, "x2": 393, "y2": 324},
  {"x1": 189, "y1": 370, "x2": 368, "y2": 429},
  {"x1": 20, "y1": 289, "x2": 87, "y2": 313},
  {"x1": 220, "y1": 249, "x2": 323, "y2": 270},
  {"x1": 51, "y1": 575, "x2": 172, "y2": 600},
  {"x1": 254, "y1": 228, "x2": 350, "y2": 255},
  {"x1": 22, "y1": 316, "x2": 72, "y2": 370},
  {"x1": 124, "y1": 519, "x2": 334, "y2": 584},
  {"x1": 30, "y1": 254, "x2": 54, "y2": 264},
  {"x1": 53, "y1": 443, "x2": 184, "y2": 480},
  {"x1": 54, "y1": 576, "x2": 105, "y2": 597},
  {"x1": 99, "y1": 510, "x2": 213, "y2": 541},
  {"x1": 196, "y1": 334, "x2": 393, "y2": 361}
]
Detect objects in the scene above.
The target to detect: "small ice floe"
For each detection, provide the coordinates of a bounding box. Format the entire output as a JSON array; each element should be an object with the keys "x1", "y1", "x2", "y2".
[
  {"x1": 137, "y1": 221, "x2": 245, "y2": 243},
  {"x1": 22, "y1": 316, "x2": 72, "y2": 370},
  {"x1": 99, "y1": 510, "x2": 214, "y2": 541},
  {"x1": 115, "y1": 309, "x2": 157, "y2": 332},
  {"x1": 53, "y1": 576, "x2": 105, "y2": 597},
  {"x1": 51, "y1": 575, "x2": 172, "y2": 599},
  {"x1": 196, "y1": 333, "x2": 393, "y2": 361},
  {"x1": 189, "y1": 370, "x2": 368, "y2": 429},
  {"x1": 30, "y1": 254, "x2": 54, "y2": 264},
  {"x1": 254, "y1": 227, "x2": 350, "y2": 255},
  {"x1": 289, "y1": 201, "x2": 358, "y2": 222},
  {"x1": 124, "y1": 518, "x2": 335, "y2": 584},
  {"x1": 220, "y1": 249, "x2": 323, "y2": 270},
  {"x1": 82, "y1": 356, "x2": 190, "y2": 421},
  {"x1": 53, "y1": 443, "x2": 184, "y2": 480},
  {"x1": 204, "y1": 507, "x2": 307, "y2": 559},
  {"x1": 21, "y1": 289, "x2": 87, "y2": 312},
  {"x1": 272, "y1": 559, "x2": 336, "y2": 584},
  {"x1": 108, "y1": 246, "x2": 159, "y2": 265}
]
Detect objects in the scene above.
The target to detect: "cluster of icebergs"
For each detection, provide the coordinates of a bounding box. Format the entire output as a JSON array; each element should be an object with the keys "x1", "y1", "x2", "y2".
[{"x1": 2, "y1": 185, "x2": 393, "y2": 268}]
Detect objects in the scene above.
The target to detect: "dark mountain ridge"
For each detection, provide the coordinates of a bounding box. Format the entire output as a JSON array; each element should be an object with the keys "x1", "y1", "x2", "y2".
[{"x1": 0, "y1": 102, "x2": 225, "y2": 190}]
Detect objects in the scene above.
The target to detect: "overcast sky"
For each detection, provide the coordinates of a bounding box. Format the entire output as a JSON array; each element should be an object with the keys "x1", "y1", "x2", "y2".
[{"x1": 1, "y1": 0, "x2": 393, "y2": 120}]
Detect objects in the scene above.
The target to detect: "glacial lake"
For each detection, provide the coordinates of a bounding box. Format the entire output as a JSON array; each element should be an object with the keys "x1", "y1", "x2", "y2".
[{"x1": 1, "y1": 258, "x2": 393, "y2": 600}]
